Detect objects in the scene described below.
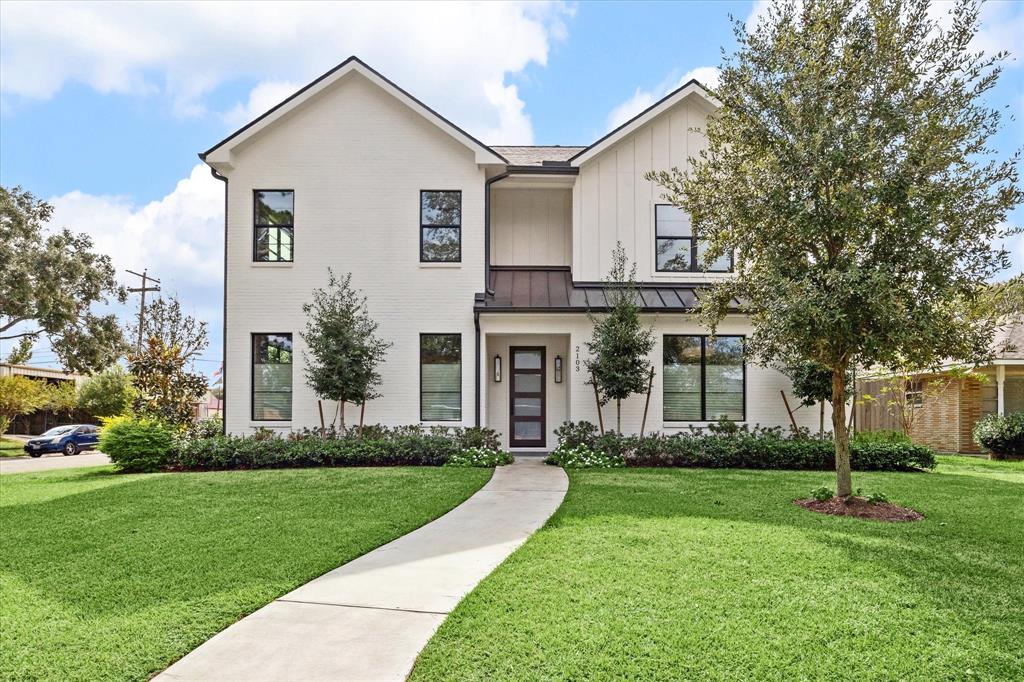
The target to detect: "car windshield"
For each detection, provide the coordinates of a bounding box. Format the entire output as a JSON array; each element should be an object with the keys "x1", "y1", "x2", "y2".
[{"x1": 40, "y1": 426, "x2": 76, "y2": 437}]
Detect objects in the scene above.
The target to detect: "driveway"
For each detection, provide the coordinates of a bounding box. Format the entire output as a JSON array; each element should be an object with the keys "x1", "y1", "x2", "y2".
[{"x1": 0, "y1": 451, "x2": 111, "y2": 475}]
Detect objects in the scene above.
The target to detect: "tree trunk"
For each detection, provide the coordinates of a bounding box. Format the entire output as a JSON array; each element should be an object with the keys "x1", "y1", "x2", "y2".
[
  {"x1": 819, "y1": 401, "x2": 824, "y2": 439},
  {"x1": 591, "y1": 369, "x2": 605, "y2": 435},
  {"x1": 831, "y1": 367, "x2": 852, "y2": 497},
  {"x1": 338, "y1": 401, "x2": 347, "y2": 433},
  {"x1": 358, "y1": 401, "x2": 366, "y2": 437},
  {"x1": 318, "y1": 400, "x2": 326, "y2": 439},
  {"x1": 639, "y1": 366, "x2": 654, "y2": 438},
  {"x1": 616, "y1": 399, "x2": 621, "y2": 434}
]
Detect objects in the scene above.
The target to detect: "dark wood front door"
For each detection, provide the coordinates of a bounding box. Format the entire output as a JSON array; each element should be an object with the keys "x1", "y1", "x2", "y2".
[{"x1": 509, "y1": 347, "x2": 546, "y2": 448}]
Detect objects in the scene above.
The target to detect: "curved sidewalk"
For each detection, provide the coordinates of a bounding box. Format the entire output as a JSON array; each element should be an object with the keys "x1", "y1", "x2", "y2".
[{"x1": 157, "y1": 456, "x2": 568, "y2": 681}]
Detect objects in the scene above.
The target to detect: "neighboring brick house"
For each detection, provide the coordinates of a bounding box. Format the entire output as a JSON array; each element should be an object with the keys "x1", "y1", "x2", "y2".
[
  {"x1": 856, "y1": 319, "x2": 1024, "y2": 454},
  {"x1": 202, "y1": 56, "x2": 833, "y2": 448}
]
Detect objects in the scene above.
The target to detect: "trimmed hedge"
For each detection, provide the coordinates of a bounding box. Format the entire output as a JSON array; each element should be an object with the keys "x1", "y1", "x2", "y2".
[
  {"x1": 168, "y1": 425, "x2": 506, "y2": 471},
  {"x1": 547, "y1": 421, "x2": 936, "y2": 471}
]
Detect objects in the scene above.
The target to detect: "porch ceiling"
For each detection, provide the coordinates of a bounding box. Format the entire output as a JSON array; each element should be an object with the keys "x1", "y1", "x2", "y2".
[{"x1": 476, "y1": 267, "x2": 742, "y2": 313}]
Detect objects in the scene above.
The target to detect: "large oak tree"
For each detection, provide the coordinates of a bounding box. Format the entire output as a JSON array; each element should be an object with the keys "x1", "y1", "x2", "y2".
[
  {"x1": 1, "y1": 186, "x2": 127, "y2": 372},
  {"x1": 650, "y1": 0, "x2": 1021, "y2": 496}
]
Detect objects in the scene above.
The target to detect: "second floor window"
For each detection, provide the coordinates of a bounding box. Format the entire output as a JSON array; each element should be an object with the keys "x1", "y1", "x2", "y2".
[
  {"x1": 655, "y1": 204, "x2": 731, "y2": 273},
  {"x1": 421, "y1": 190, "x2": 461, "y2": 262},
  {"x1": 254, "y1": 190, "x2": 294, "y2": 262}
]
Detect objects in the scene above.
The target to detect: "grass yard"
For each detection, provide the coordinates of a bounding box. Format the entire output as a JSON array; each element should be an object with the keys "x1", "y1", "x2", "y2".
[
  {"x1": 0, "y1": 465, "x2": 491, "y2": 681},
  {"x1": 413, "y1": 456, "x2": 1024, "y2": 681},
  {"x1": 1, "y1": 437, "x2": 24, "y2": 456}
]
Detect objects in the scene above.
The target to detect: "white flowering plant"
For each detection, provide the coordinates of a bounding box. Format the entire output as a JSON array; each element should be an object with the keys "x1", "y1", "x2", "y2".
[
  {"x1": 445, "y1": 447, "x2": 514, "y2": 467},
  {"x1": 545, "y1": 443, "x2": 625, "y2": 469}
]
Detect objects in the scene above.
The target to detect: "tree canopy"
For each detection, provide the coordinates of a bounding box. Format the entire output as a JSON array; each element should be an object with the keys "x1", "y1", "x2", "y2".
[
  {"x1": 126, "y1": 294, "x2": 209, "y2": 361},
  {"x1": 1, "y1": 186, "x2": 128, "y2": 373},
  {"x1": 77, "y1": 365, "x2": 136, "y2": 418},
  {"x1": 649, "y1": 0, "x2": 1021, "y2": 495}
]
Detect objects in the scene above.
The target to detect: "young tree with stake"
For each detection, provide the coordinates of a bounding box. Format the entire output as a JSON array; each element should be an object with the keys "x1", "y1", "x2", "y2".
[
  {"x1": 301, "y1": 270, "x2": 391, "y2": 433},
  {"x1": 585, "y1": 243, "x2": 655, "y2": 434},
  {"x1": 649, "y1": 0, "x2": 1021, "y2": 497}
]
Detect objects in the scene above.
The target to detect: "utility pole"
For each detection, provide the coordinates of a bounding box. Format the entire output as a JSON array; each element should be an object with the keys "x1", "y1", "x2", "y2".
[{"x1": 126, "y1": 269, "x2": 161, "y2": 354}]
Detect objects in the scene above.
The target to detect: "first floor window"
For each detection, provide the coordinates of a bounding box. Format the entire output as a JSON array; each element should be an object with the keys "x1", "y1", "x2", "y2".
[
  {"x1": 421, "y1": 333, "x2": 461, "y2": 421},
  {"x1": 254, "y1": 190, "x2": 294, "y2": 262},
  {"x1": 252, "y1": 333, "x2": 293, "y2": 420},
  {"x1": 905, "y1": 379, "x2": 924, "y2": 408},
  {"x1": 655, "y1": 204, "x2": 732, "y2": 272},
  {"x1": 420, "y1": 190, "x2": 461, "y2": 262},
  {"x1": 663, "y1": 335, "x2": 744, "y2": 421}
]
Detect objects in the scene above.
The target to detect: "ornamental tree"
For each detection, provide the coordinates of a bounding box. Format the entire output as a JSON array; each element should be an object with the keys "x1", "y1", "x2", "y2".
[
  {"x1": 0, "y1": 186, "x2": 128, "y2": 373},
  {"x1": 0, "y1": 376, "x2": 47, "y2": 435},
  {"x1": 649, "y1": 0, "x2": 1021, "y2": 496},
  {"x1": 77, "y1": 365, "x2": 136, "y2": 418},
  {"x1": 586, "y1": 243, "x2": 655, "y2": 433},
  {"x1": 301, "y1": 270, "x2": 392, "y2": 433},
  {"x1": 126, "y1": 295, "x2": 209, "y2": 361},
  {"x1": 129, "y1": 338, "x2": 207, "y2": 428}
]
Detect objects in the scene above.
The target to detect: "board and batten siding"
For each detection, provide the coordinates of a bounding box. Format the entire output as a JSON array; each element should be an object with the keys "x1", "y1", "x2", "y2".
[
  {"x1": 490, "y1": 188, "x2": 572, "y2": 266},
  {"x1": 572, "y1": 97, "x2": 716, "y2": 282},
  {"x1": 221, "y1": 71, "x2": 483, "y2": 435}
]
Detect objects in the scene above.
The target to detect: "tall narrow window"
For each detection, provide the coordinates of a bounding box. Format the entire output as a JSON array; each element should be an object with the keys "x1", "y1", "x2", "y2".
[
  {"x1": 655, "y1": 204, "x2": 731, "y2": 272},
  {"x1": 420, "y1": 190, "x2": 461, "y2": 262},
  {"x1": 664, "y1": 335, "x2": 744, "y2": 421},
  {"x1": 420, "y1": 333, "x2": 461, "y2": 421},
  {"x1": 252, "y1": 333, "x2": 293, "y2": 421},
  {"x1": 254, "y1": 190, "x2": 294, "y2": 262}
]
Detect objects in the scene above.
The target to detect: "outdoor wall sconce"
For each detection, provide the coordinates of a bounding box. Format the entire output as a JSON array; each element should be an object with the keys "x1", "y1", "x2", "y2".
[
  {"x1": 494, "y1": 354, "x2": 502, "y2": 383},
  {"x1": 554, "y1": 355, "x2": 563, "y2": 383}
]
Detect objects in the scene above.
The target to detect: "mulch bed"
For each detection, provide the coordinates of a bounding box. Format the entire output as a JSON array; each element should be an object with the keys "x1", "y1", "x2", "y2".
[{"x1": 794, "y1": 496, "x2": 924, "y2": 522}]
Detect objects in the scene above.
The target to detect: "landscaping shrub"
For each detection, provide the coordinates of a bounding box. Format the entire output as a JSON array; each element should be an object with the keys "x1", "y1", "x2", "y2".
[
  {"x1": 445, "y1": 447, "x2": 513, "y2": 467},
  {"x1": 548, "y1": 420, "x2": 936, "y2": 471},
  {"x1": 168, "y1": 424, "x2": 507, "y2": 471},
  {"x1": 545, "y1": 444, "x2": 624, "y2": 469},
  {"x1": 973, "y1": 412, "x2": 1024, "y2": 459},
  {"x1": 810, "y1": 485, "x2": 833, "y2": 502},
  {"x1": 100, "y1": 415, "x2": 174, "y2": 473}
]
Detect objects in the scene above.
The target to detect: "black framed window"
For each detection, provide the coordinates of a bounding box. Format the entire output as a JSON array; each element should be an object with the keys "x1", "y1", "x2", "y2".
[
  {"x1": 420, "y1": 333, "x2": 461, "y2": 421},
  {"x1": 252, "y1": 333, "x2": 293, "y2": 421},
  {"x1": 664, "y1": 335, "x2": 744, "y2": 421},
  {"x1": 420, "y1": 190, "x2": 461, "y2": 262},
  {"x1": 655, "y1": 204, "x2": 732, "y2": 272},
  {"x1": 906, "y1": 379, "x2": 924, "y2": 407},
  {"x1": 254, "y1": 190, "x2": 294, "y2": 262}
]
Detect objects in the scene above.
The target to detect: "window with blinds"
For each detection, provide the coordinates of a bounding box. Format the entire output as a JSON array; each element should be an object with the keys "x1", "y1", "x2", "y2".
[
  {"x1": 420, "y1": 333, "x2": 461, "y2": 421},
  {"x1": 663, "y1": 335, "x2": 744, "y2": 422},
  {"x1": 252, "y1": 333, "x2": 293, "y2": 421}
]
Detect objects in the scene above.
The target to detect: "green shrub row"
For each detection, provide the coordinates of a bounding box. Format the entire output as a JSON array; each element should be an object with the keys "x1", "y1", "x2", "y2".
[
  {"x1": 973, "y1": 412, "x2": 1024, "y2": 459},
  {"x1": 547, "y1": 421, "x2": 936, "y2": 471},
  {"x1": 100, "y1": 417, "x2": 509, "y2": 472}
]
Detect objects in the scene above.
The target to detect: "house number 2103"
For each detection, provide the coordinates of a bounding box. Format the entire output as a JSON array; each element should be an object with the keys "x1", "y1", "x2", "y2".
[{"x1": 575, "y1": 345, "x2": 581, "y2": 373}]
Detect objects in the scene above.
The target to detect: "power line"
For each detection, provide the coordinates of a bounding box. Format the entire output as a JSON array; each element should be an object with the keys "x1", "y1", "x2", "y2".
[{"x1": 126, "y1": 268, "x2": 161, "y2": 354}]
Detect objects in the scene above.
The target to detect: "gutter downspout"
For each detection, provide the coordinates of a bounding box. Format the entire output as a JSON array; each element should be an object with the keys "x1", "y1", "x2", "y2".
[
  {"x1": 478, "y1": 171, "x2": 509, "y2": 428},
  {"x1": 474, "y1": 310, "x2": 481, "y2": 427},
  {"x1": 206, "y1": 163, "x2": 228, "y2": 436},
  {"x1": 484, "y1": 171, "x2": 509, "y2": 295}
]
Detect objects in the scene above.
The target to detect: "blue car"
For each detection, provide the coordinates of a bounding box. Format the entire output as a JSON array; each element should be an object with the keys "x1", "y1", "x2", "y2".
[{"x1": 24, "y1": 424, "x2": 101, "y2": 458}]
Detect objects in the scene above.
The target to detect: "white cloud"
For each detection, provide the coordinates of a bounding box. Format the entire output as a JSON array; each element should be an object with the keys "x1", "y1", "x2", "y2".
[
  {"x1": 0, "y1": 1, "x2": 574, "y2": 143},
  {"x1": 605, "y1": 66, "x2": 720, "y2": 132},
  {"x1": 221, "y1": 80, "x2": 301, "y2": 128}
]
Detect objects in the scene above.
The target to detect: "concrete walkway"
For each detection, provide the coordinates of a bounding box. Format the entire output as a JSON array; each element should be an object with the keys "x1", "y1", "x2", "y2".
[
  {"x1": 157, "y1": 456, "x2": 568, "y2": 681},
  {"x1": 0, "y1": 451, "x2": 111, "y2": 475}
]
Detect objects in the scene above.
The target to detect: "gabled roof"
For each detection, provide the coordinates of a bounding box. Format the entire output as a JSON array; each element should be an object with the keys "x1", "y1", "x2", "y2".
[
  {"x1": 200, "y1": 56, "x2": 507, "y2": 168},
  {"x1": 569, "y1": 79, "x2": 719, "y2": 167},
  {"x1": 490, "y1": 146, "x2": 586, "y2": 167}
]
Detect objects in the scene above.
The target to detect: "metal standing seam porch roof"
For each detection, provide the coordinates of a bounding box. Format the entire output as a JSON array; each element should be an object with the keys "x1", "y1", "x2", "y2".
[{"x1": 475, "y1": 267, "x2": 742, "y2": 313}]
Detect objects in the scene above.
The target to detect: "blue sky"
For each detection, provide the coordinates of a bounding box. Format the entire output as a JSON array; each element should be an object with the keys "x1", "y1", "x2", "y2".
[{"x1": 1, "y1": 1, "x2": 1021, "y2": 374}]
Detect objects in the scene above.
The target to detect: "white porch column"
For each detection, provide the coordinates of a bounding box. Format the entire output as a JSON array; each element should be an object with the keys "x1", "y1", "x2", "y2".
[{"x1": 996, "y1": 364, "x2": 1006, "y2": 416}]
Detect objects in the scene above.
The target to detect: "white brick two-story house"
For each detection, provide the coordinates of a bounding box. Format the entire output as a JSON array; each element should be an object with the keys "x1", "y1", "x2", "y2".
[{"x1": 202, "y1": 56, "x2": 826, "y2": 449}]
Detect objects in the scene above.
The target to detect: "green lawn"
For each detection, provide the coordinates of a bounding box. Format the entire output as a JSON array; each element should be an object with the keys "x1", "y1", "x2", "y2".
[
  {"x1": 0, "y1": 465, "x2": 492, "y2": 681},
  {"x1": 1, "y1": 437, "x2": 25, "y2": 457},
  {"x1": 413, "y1": 456, "x2": 1024, "y2": 681}
]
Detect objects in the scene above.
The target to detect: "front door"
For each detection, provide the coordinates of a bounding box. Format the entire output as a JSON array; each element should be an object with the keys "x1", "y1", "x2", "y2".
[{"x1": 509, "y1": 347, "x2": 546, "y2": 448}]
